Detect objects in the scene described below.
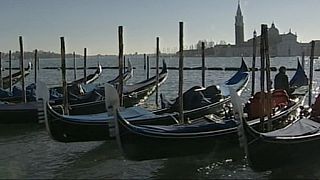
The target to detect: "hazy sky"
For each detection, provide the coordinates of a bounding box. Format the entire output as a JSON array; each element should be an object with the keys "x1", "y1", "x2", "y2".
[{"x1": 0, "y1": 0, "x2": 320, "y2": 55}]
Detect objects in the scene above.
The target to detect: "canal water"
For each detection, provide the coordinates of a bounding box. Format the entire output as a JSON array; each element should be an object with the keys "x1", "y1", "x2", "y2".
[{"x1": 1, "y1": 56, "x2": 320, "y2": 179}]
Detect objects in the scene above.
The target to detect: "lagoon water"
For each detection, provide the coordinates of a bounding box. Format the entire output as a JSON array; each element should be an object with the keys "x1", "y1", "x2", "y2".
[{"x1": 1, "y1": 56, "x2": 320, "y2": 179}]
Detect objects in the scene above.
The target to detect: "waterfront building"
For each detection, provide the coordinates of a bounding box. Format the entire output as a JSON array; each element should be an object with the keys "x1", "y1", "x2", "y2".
[{"x1": 184, "y1": 2, "x2": 320, "y2": 57}]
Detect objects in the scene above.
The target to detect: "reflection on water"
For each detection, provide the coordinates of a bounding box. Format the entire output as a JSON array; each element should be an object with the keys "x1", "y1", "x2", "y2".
[{"x1": 0, "y1": 56, "x2": 320, "y2": 178}]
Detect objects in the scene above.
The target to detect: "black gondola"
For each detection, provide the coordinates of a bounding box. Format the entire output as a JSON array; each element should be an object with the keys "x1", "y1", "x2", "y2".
[
  {"x1": 49, "y1": 63, "x2": 103, "y2": 95},
  {"x1": 237, "y1": 110, "x2": 320, "y2": 172},
  {"x1": 51, "y1": 60, "x2": 168, "y2": 115},
  {"x1": 43, "y1": 60, "x2": 249, "y2": 142},
  {"x1": 47, "y1": 62, "x2": 133, "y2": 105},
  {"x1": 0, "y1": 63, "x2": 124, "y2": 124},
  {"x1": 237, "y1": 94, "x2": 320, "y2": 171},
  {"x1": 156, "y1": 59, "x2": 249, "y2": 120},
  {"x1": 0, "y1": 63, "x2": 103, "y2": 103},
  {"x1": 2, "y1": 62, "x2": 31, "y2": 90},
  {"x1": 112, "y1": 61, "x2": 309, "y2": 161}
]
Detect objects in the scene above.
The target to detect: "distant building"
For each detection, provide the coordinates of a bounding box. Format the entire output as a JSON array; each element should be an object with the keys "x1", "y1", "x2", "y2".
[
  {"x1": 184, "y1": 2, "x2": 320, "y2": 57},
  {"x1": 235, "y1": 1, "x2": 244, "y2": 46}
]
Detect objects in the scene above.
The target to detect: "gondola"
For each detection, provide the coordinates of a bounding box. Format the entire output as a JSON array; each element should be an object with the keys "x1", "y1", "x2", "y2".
[
  {"x1": 43, "y1": 60, "x2": 248, "y2": 142},
  {"x1": 1, "y1": 62, "x2": 31, "y2": 90},
  {"x1": 68, "y1": 63, "x2": 103, "y2": 85},
  {"x1": 0, "y1": 62, "x2": 133, "y2": 124},
  {"x1": 0, "y1": 101, "x2": 39, "y2": 124},
  {"x1": 50, "y1": 61, "x2": 133, "y2": 104},
  {"x1": 105, "y1": 60, "x2": 133, "y2": 85},
  {"x1": 53, "y1": 60, "x2": 133, "y2": 95},
  {"x1": 0, "y1": 63, "x2": 104, "y2": 103},
  {"x1": 156, "y1": 59, "x2": 249, "y2": 120},
  {"x1": 42, "y1": 62, "x2": 169, "y2": 142},
  {"x1": 112, "y1": 61, "x2": 309, "y2": 161},
  {"x1": 49, "y1": 63, "x2": 103, "y2": 95},
  {"x1": 237, "y1": 95, "x2": 320, "y2": 172},
  {"x1": 51, "y1": 60, "x2": 168, "y2": 115}
]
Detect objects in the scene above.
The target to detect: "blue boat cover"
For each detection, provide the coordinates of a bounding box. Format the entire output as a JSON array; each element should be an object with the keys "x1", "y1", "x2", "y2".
[
  {"x1": 289, "y1": 61, "x2": 308, "y2": 87},
  {"x1": 226, "y1": 72, "x2": 249, "y2": 85},
  {"x1": 63, "y1": 106, "x2": 157, "y2": 122},
  {"x1": 137, "y1": 120, "x2": 238, "y2": 133}
]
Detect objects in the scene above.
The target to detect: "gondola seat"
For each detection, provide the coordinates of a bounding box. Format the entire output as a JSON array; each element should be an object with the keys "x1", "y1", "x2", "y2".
[{"x1": 245, "y1": 90, "x2": 289, "y2": 120}]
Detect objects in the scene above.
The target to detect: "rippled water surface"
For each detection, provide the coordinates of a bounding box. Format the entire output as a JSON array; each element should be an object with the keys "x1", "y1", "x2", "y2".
[{"x1": 1, "y1": 56, "x2": 320, "y2": 179}]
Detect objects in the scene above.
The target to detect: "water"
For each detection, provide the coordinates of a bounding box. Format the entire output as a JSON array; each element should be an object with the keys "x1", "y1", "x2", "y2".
[{"x1": 1, "y1": 56, "x2": 320, "y2": 179}]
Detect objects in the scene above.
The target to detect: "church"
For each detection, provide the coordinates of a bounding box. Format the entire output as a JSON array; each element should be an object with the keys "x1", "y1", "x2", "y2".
[{"x1": 185, "y1": 2, "x2": 320, "y2": 57}]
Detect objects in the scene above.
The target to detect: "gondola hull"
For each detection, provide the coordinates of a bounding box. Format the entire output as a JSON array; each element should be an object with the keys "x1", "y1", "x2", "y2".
[
  {"x1": 0, "y1": 102, "x2": 39, "y2": 124},
  {"x1": 115, "y1": 92, "x2": 306, "y2": 161},
  {"x1": 241, "y1": 116, "x2": 320, "y2": 171},
  {"x1": 154, "y1": 59, "x2": 249, "y2": 120},
  {"x1": 44, "y1": 61, "x2": 247, "y2": 143},
  {"x1": 114, "y1": 60, "x2": 309, "y2": 161},
  {"x1": 53, "y1": 61, "x2": 168, "y2": 115},
  {"x1": 2, "y1": 62, "x2": 31, "y2": 90},
  {"x1": 46, "y1": 106, "x2": 177, "y2": 142},
  {"x1": 44, "y1": 62, "x2": 169, "y2": 141}
]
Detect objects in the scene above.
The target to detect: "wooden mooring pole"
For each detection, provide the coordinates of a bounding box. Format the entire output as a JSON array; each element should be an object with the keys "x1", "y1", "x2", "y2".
[
  {"x1": 263, "y1": 24, "x2": 272, "y2": 131},
  {"x1": 9, "y1": 50, "x2": 12, "y2": 92},
  {"x1": 118, "y1": 26, "x2": 124, "y2": 106},
  {"x1": 60, "y1": 37, "x2": 69, "y2": 115},
  {"x1": 73, "y1": 52, "x2": 77, "y2": 80},
  {"x1": 156, "y1": 37, "x2": 160, "y2": 107},
  {"x1": 34, "y1": 49, "x2": 38, "y2": 85},
  {"x1": 251, "y1": 30, "x2": 257, "y2": 96},
  {"x1": 0, "y1": 52, "x2": 3, "y2": 89},
  {"x1": 19, "y1": 36, "x2": 26, "y2": 103},
  {"x1": 143, "y1": 54, "x2": 146, "y2": 70},
  {"x1": 123, "y1": 56, "x2": 126, "y2": 74},
  {"x1": 201, "y1": 42, "x2": 205, "y2": 87},
  {"x1": 309, "y1": 41, "x2": 315, "y2": 107},
  {"x1": 146, "y1": 55, "x2": 150, "y2": 79},
  {"x1": 84, "y1": 48, "x2": 87, "y2": 83},
  {"x1": 178, "y1": 22, "x2": 184, "y2": 124},
  {"x1": 302, "y1": 51, "x2": 305, "y2": 70},
  {"x1": 259, "y1": 25, "x2": 266, "y2": 132}
]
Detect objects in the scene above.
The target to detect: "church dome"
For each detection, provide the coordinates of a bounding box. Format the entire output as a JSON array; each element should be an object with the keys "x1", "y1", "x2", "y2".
[
  {"x1": 269, "y1": 22, "x2": 279, "y2": 36},
  {"x1": 268, "y1": 22, "x2": 281, "y2": 44}
]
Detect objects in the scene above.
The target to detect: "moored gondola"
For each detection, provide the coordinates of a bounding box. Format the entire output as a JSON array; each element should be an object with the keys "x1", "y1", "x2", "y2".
[
  {"x1": 237, "y1": 93, "x2": 320, "y2": 171},
  {"x1": 2, "y1": 62, "x2": 31, "y2": 90},
  {"x1": 112, "y1": 61, "x2": 309, "y2": 161},
  {"x1": 43, "y1": 60, "x2": 248, "y2": 142},
  {"x1": 53, "y1": 60, "x2": 168, "y2": 115},
  {"x1": 0, "y1": 63, "x2": 103, "y2": 103},
  {"x1": 0, "y1": 62, "x2": 130, "y2": 124},
  {"x1": 157, "y1": 59, "x2": 250, "y2": 119},
  {"x1": 237, "y1": 110, "x2": 320, "y2": 172}
]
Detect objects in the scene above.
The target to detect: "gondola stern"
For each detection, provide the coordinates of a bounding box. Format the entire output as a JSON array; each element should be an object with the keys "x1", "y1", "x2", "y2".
[
  {"x1": 97, "y1": 63, "x2": 103, "y2": 75},
  {"x1": 104, "y1": 83, "x2": 126, "y2": 156},
  {"x1": 162, "y1": 60, "x2": 168, "y2": 73},
  {"x1": 240, "y1": 57, "x2": 249, "y2": 72},
  {"x1": 289, "y1": 59, "x2": 308, "y2": 87},
  {"x1": 36, "y1": 81, "x2": 54, "y2": 138}
]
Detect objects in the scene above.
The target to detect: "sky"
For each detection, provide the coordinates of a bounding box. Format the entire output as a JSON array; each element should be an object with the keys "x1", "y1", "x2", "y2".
[{"x1": 0, "y1": 0, "x2": 320, "y2": 55}]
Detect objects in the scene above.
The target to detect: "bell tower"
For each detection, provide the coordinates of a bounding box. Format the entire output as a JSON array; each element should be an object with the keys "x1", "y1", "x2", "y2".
[{"x1": 235, "y1": 0, "x2": 244, "y2": 46}]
